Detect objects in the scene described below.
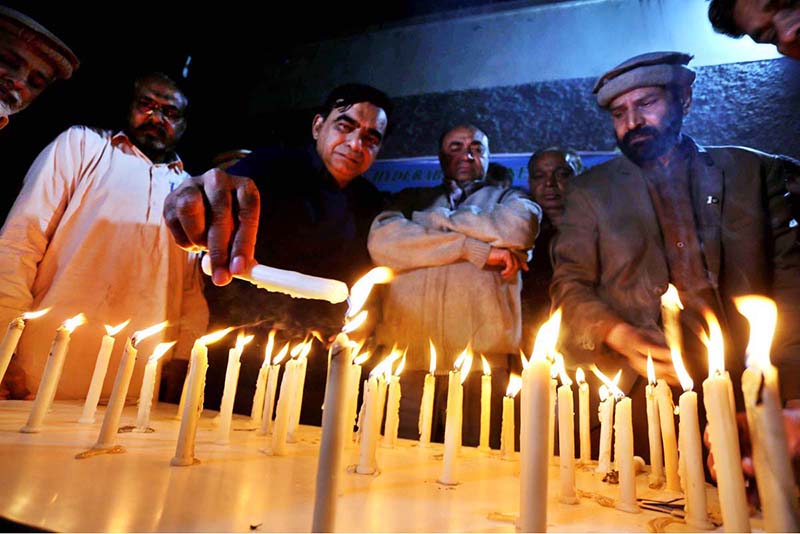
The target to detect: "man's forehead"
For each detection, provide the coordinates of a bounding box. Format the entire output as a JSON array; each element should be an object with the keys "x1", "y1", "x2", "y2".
[
  {"x1": 0, "y1": 38, "x2": 56, "y2": 81},
  {"x1": 136, "y1": 81, "x2": 187, "y2": 107},
  {"x1": 444, "y1": 127, "x2": 488, "y2": 144},
  {"x1": 330, "y1": 101, "x2": 387, "y2": 131},
  {"x1": 609, "y1": 85, "x2": 667, "y2": 108},
  {"x1": 733, "y1": 0, "x2": 774, "y2": 38}
]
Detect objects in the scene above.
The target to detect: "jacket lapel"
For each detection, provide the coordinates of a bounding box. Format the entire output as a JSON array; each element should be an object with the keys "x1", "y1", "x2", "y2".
[{"x1": 690, "y1": 143, "x2": 723, "y2": 289}]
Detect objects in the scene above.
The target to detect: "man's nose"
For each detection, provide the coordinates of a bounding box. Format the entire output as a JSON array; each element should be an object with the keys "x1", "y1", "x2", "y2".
[
  {"x1": 775, "y1": 13, "x2": 800, "y2": 53},
  {"x1": 544, "y1": 173, "x2": 558, "y2": 188},
  {"x1": 347, "y1": 132, "x2": 363, "y2": 151},
  {"x1": 627, "y1": 109, "x2": 644, "y2": 131}
]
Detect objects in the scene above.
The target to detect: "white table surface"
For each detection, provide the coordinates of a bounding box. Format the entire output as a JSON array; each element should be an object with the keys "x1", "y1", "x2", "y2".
[{"x1": 0, "y1": 400, "x2": 738, "y2": 533}]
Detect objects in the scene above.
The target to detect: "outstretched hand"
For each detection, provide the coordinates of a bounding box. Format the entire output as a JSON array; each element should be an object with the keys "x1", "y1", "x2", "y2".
[
  {"x1": 163, "y1": 168, "x2": 260, "y2": 286},
  {"x1": 485, "y1": 247, "x2": 528, "y2": 281},
  {"x1": 604, "y1": 322, "x2": 677, "y2": 386}
]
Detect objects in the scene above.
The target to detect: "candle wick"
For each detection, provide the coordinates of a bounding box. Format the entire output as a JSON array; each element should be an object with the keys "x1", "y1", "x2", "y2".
[{"x1": 755, "y1": 372, "x2": 765, "y2": 406}]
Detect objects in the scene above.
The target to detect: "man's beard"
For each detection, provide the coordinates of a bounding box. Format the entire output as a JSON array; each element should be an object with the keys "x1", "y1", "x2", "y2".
[{"x1": 617, "y1": 105, "x2": 683, "y2": 166}]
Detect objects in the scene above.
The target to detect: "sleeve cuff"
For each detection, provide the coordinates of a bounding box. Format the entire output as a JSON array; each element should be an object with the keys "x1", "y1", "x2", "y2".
[{"x1": 463, "y1": 238, "x2": 491, "y2": 268}]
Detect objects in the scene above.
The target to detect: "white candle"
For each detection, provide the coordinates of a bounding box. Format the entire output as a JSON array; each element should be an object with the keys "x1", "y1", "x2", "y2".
[
  {"x1": 614, "y1": 396, "x2": 639, "y2": 513},
  {"x1": 345, "y1": 352, "x2": 367, "y2": 447},
  {"x1": 645, "y1": 356, "x2": 665, "y2": 488},
  {"x1": 251, "y1": 330, "x2": 277, "y2": 427},
  {"x1": 438, "y1": 368, "x2": 462, "y2": 485},
  {"x1": 501, "y1": 374, "x2": 521, "y2": 460},
  {"x1": 0, "y1": 309, "x2": 49, "y2": 387},
  {"x1": 312, "y1": 333, "x2": 351, "y2": 532},
  {"x1": 172, "y1": 328, "x2": 231, "y2": 466},
  {"x1": 699, "y1": 308, "x2": 751, "y2": 532},
  {"x1": 376, "y1": 373, "x2": 388, "y2": 436},
  {"x1": 21, "y1": 313, "x2": 86, "y2": 433},
  {"x1": 201, "y1": 253, "x2": 349, "y2": 303},
  {"x1": 576, "y1": 368, "x2": 590, "y2": 465},
  {"x1": 287, "y1": 351, "x2": 309, "y2": 443},
  {"x1": 79, "y1": 320, "x2": 129, "y2": 424},
  {"x1": 175, "y1": 361, "x2": 191, "y2": 420},
  {"x1": 596, "y1": 387, "x2": 615, "y2": 474},
  {"x1": 217, "y1": 333, "x2": 252, "y2": 443},
  {"x1": 271, "y1": 358, "x2": 298, "y2": 456},
  {"x1": 382, "y1": 359, "x2": 404, "y2": 448},
  {"x1": 418, "y1": 341, "x2": 436, "y2": 447},
  {"x1": 479, "y1": 355, "x2": 492, "y2": 451},
  {"x1": 135, "y1": 342, "x2": 175, "y2": 432},
  {"x1": 654, "y1": 379, "x2": 680, "y2": 492},
  {"x1": 678, "y1": 389, "x2": 712, "y2": 528},
  {"x1": 258, "y1": 342, "x2": 289, "y2": 436},
  {"x1": 356, "y1": 375, "x2": 380, "y2": 474},
  {"x1": 519, "y1": 311, "x2": 559, "y2": 533},
  {"x1": 736, "y1": 297, "x2": 798, "y2": 532},
  {"x1": 558, "y1": 377, "x2": 578, "y2": 504}
]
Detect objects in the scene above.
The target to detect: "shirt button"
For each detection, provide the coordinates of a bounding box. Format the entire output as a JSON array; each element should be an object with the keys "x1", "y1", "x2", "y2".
[{"x1": 676, "y1": 241, "x2": 685, "y2": 248}]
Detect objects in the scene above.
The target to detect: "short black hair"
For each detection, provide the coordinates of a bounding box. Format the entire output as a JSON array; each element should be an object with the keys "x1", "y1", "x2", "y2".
[
  {"x1": 319, "y1": 83, "x2": 393, "y2": 123},
  {"x1": 527, "y1": 147, "x2": 584, "y2": 177},
  {"x1": 132, "y1": 71, "x2": 189, "y2": 106},
  {"x1": 437, "y1": 124, "x2": 487, "y2": 153},
  {"x1": 708, "y1": 0, "x2": 746, "y2": 37}
]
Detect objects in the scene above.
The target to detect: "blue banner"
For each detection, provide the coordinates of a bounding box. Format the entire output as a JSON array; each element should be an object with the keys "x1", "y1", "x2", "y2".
[{"x1": 365, "y1": 152, "x2": 618, "y2": 192}]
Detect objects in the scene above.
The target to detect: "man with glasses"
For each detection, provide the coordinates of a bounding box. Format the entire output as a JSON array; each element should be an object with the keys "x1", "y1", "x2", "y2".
[
  {"x1": 367, "y1": 124, "x2": 541, "y2": 446},
  {"x1": 0, "y1": 72, "x2": 208, "y2": 401}
]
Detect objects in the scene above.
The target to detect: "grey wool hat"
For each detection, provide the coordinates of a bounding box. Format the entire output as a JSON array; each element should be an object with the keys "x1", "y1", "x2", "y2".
[
  {"x1": 593, "y1": 51, "x2": 695, "y2": 108},
  {"x1": 0, "y1": 5, "x2": 79, "y2": 80}
]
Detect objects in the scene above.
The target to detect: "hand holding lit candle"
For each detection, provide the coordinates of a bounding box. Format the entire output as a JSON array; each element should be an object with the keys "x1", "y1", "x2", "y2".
[{"x1": 201, "y1": 253, "x2": 349, "y2": 303}]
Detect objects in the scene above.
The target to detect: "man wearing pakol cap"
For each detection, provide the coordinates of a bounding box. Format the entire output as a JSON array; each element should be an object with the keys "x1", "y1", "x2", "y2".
[
  {"x1": 0, "y1": 5, "x2": 78, "y2": 128},
  {"x1": 551, "y1": 51, "x2": 800, "y2": 412}
]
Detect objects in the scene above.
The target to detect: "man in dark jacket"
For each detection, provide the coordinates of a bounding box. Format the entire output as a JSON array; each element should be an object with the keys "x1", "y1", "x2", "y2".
[{"x1": 551, "y1": 51, "x2": 800, "y2": 407}]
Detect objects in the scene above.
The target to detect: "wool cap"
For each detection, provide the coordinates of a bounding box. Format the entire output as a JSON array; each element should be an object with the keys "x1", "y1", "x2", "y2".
[
  {"x1": 0, "y1": 6, "x2": 78, "y2": 80},
  {"x1": 593, "y1": 51, "x2": 694, "y2": 108}
]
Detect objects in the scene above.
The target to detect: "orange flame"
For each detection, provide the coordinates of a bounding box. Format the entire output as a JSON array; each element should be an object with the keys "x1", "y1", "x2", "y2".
[
  {"x1": 481, "y1": 355, "x2": 491, "y2": 376},
  {"x1": 346, "y1": 266, "x2": 394, "y2": 319},
  {"x1": 22, "y1": 307, "x2": 51, "y2": 320},
  {"x1": 196, "y1": 326, "x2": 233, "y2": 347},
  {"x1": 591, "y1": 365, "x2": 624, "y2": 399},
  {"x1": 131, "y1": 321, "x2": 169, "y2": 346},
  {"x1": 701, "y1": 311, "x2": 726, "y2": 377},
  {"x1": 506, "y1": 373, "x2": 523, "y2": 397},
  {"x1": 62, "y1": 313, "x2": 87, "y2": 334},
  {"x1": 343, "y1": 310, "x2": 368, "y2": 334},
  {"x1": 646, "y1": 353, "x2": 656, "y2": 386},
  {"x1": 272, "y1": 342, "x2": 290, "y2": 365},
  {"x1": 148, "y1": 341, "x2": 176, "y2": 363},
  {"x1": 353, "y1": 350, "x2": 371, "y2": 366},
  {"x1": 575, "y1": 367, "x2": 586, "y2": 386},
  {"x1": 104, "y1": 319, "x2": 130, "y2": 337},
  {"x1": 428, "y1": 340, "x2": 437, "y2": 375},
  {"x1": 532, "y1": 309, "x2": 561, "y2": 362},
  {"x1": 734, "y1": 295, "x2": 777, "y2": 371}
]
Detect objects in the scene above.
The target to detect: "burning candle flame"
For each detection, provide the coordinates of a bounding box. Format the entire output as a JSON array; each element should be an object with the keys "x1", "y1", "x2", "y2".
[
  {"x1": 394, "y1": 353, "x2": 406, "y2": 376},
  {"x1": 196, "y1": 326, "x2": 233, "y2": 347},
  {"x1": 342, "y1": 310, "x2": 368, "y2": 334},
  {"x1": 661, "y1": 284, "x2": 684, "y2": 311},
  {"x1": 599, "y1": 384, "x2": 609, "y2": 402},
  {"x1": 272, "y1": 342, "x2": 290, "y2": 365},
  {"x1": 62, "y1": 313, "x2": 87, "y2": 334},
  {"x1": 131, "y1": 321, "x2": 169, "y2": 346},
  {"x1": 612, "y1": 370, "x2": 621, "y2": 387},
  {"x1": 428, "y1": 340, "x2": 437, "y2": 375},
  {"x1": 22, "y1": 307, "x2": 51, "y2": 320},
  {"x1": 459, "y1": 348, "x2": 473, "y2": 385},
  {"x1": 369, "y1": 349, "x2": 400, "y2": 379},
  {"x1": 591, "y1": 365, "x2": 625, "y2": 399},
  {"x1": 556, "y1": 354, "x2": 572, "y2": 386},
  {"x1": 236, "y1": 332, "x2": 254, "y2": 354},
  {"x1": 575, "y1": 367, "x2": 586, "y2": 385},
  {"x1": 647, "y1": 352, "x2": 656, "y2": 386},
  {"x1": 520, "y1": 348, "x2": 529, "y2": 370},
  {"x1": 346, "y1": 266, "x2": 394, "y2": 319},
  {"x1": 506, "y1": 373, "x2": 523, "y2": 397},
  {"x1": 104, "y1": 319, "x2": 130, "y2": 337},
  {"x1": 531, "y1": 309, "x2": 561, "y2": 361},
  {"x1": 702, "y1": 311, "x2": 726, "y2": 377},
  {"x1": 148, "y1": 341, "x2": 176, "y2": 363},
  {"x1": 481, "y1": 355, "x2": 491, "y2": 376},
  {"x1": 734, "y1": 295, "x2": 777, "y2": 371}
]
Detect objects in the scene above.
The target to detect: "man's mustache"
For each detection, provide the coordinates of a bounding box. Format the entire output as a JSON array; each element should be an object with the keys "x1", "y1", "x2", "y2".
[
  {"x1": 135, "y1": 121, "x2": 167, "y2": 138},
  {"x1": 622, "y1": 126, "x2": 660, "y2": 146}
]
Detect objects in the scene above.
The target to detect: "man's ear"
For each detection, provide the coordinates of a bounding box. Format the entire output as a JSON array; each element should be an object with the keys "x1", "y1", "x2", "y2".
[
  {"x1": 311, "y1": 114, "x2": 324, "y2": 140},
  {"x1": 680, "y1": 86, "x2": 693, "y2": 116}
]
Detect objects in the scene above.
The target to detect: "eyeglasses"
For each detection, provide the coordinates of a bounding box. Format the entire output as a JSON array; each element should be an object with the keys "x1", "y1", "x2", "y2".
[{"x1": 135, "y1": 96, "x2": 184, "y2": 121}]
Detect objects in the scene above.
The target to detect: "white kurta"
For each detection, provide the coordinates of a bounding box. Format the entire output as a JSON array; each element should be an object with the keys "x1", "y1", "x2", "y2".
[{"x1": 0, "y1": 126, "x2": 208, "y2": 400}]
